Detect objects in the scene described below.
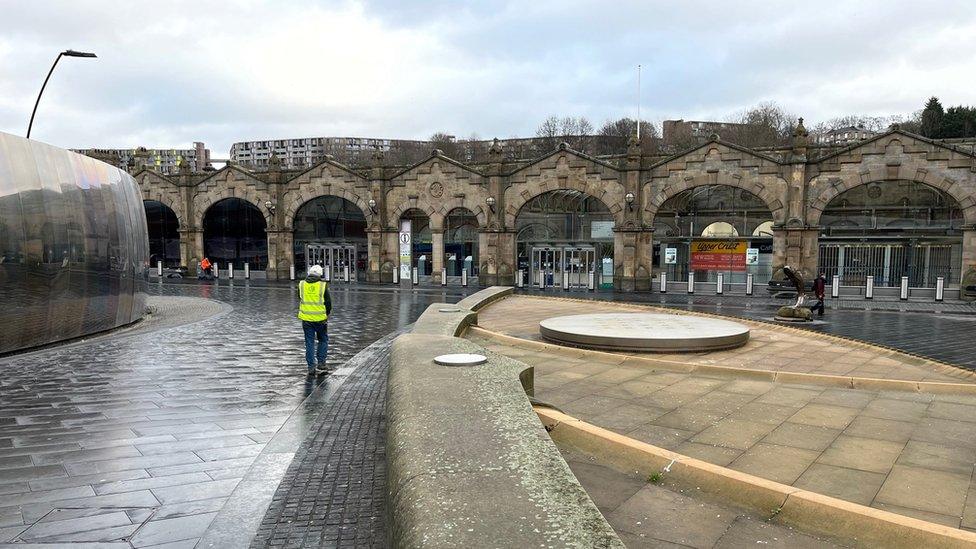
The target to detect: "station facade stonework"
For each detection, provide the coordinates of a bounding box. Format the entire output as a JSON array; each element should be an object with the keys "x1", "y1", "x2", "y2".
[{"x1": 131, "y1": 127, "x2": 976, "y2": 290}]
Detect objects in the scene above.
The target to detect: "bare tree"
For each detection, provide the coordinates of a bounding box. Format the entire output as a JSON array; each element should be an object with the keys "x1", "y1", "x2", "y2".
[
  {"x1": 724, "y1": 102, "x2": 797, "y2": 148},
  {"x1": 428, "y1": 132, "x2": 458, "y2": 158},
  {"x1": 535, "y1": 116, "x2": 562, "y2": 152},
  {"x1": 559, "y1": 116, "x2": 594, "y2": 152},
  {"x1": 598, "y1": 118, "x2": 659, "y2": 155}
]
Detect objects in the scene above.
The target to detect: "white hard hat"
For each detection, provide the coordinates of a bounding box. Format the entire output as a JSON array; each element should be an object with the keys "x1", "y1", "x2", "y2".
[{"x1": 308, "y1": 265, "x2": 324, "y2": 277}]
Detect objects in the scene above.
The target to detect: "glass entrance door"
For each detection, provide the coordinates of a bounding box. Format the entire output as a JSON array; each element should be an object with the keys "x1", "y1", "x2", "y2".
[
  {"x1": 563, "y1": 246, "x2": 595, "y2": 288},
  {"x1": 305, "y1": 243, "x2": 358, "y2": 282},
  {"x1": 531, "y1": 247, "x2": 562, "y2": 288}
]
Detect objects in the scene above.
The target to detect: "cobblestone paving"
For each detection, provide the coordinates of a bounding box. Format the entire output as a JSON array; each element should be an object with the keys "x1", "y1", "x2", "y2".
[
  {"x1": 518, "y1": 288, "x2": 976, "y2": 371},
  {"x1": 0, "y1": 282, "x2": 464, "y2": 548},
  {"x1": 471, "y1": 296, "x2": 976, "y2": 530},
  {"x1": 249, "y1": 330, "x2": 398, "y2": 548}
]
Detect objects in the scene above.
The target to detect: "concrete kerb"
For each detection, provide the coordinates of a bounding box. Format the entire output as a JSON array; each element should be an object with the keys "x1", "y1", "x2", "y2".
[
  {"x1": 386, "y1": 286, "x2": 623, "y2": 548},
  {"x1": 536, "y1": 407, "x2": 976, "y2": 549}
]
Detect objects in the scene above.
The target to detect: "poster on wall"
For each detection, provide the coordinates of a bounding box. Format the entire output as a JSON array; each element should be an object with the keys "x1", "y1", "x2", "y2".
[
  {"x1": 745, "y1": 248, "x2": 760, "y2": 266},
  {"x1": 664, "y1": 247, "x2": 678, "y2": 265},
  {"x1": 690, "y1": 240, "x2": 748, "y2": 271},
  {"x1": 399, "y1": 220, "x2": 412, "y2": 278}
]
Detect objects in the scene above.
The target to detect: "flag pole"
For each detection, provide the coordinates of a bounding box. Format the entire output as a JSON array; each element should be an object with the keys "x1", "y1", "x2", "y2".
[{"x1": 636, "y1": 64, "x2": 642, "y2": 140}]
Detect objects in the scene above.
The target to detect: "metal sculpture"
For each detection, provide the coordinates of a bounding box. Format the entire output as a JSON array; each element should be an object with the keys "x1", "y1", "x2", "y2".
[{"x1": 783, "y1": 265, "x2": 805, "y2": 308}]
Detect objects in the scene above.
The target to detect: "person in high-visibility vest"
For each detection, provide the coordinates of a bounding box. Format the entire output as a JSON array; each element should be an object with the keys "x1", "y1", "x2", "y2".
[{"x1": 298, "y1": 264, "x2": 332, "y2": 375}]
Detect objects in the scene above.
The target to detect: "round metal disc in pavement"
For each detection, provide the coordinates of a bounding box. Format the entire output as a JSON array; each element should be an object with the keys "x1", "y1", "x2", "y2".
[
  {"x1": 434, "y1": 353, "x2": 487, "y2": 366},
  {"x1": 539, "y1": 313, "x2": 750, "y2": 352}
]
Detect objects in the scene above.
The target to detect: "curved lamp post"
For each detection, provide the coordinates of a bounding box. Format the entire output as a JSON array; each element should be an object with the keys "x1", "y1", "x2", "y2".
[{"x1": 27, "y1": 49, "x2": 97, "y2": 139}]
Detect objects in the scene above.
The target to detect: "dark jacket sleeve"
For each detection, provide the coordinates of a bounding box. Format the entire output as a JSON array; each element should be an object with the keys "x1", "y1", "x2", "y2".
[{"x1": 324, "y1": 285, "x2": 333, "y2": 317}]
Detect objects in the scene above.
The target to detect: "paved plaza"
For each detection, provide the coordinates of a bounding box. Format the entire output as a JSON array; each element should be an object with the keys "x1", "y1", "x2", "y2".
[
  {"x1": 522, "y1": 289, "x2": 976, "y2": 371},
  {"x1": 0, "y1": 282, "x2": 467, "y2": 548},
  {"x1": 2, "y1": 283, "x2": 976, "y2": 547},
  {"x1": 470, "y1": 295, "x2": 976, "y2": 530},
  {"x1": 560, "y1": 447, "x2": 848, "y2": 548}
]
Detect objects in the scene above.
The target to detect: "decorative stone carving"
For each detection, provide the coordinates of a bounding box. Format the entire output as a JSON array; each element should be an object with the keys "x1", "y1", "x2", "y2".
[{"x1": 429, "y1": 181, "x2": 444, "y2": 198}]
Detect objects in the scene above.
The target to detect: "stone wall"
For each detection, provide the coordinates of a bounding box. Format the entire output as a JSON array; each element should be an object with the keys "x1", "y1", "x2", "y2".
[{"x1": 132, "y1": 129, "x2": 976, "y2": 288}]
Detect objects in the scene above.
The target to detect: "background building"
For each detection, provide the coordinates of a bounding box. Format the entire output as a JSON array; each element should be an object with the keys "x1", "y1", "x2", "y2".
[
  {"x1": 74, "y1": 142, "x2": 211, "y2": 174},
  {"x1": 662, "y1": 119, "x2": 751, "y2": 145},
  {"x1": 816, "y1": 126, "x2": 877, "y2": 145},
  {"x1": 230, "y1": 137, "x2": 430, "y2": 170},
  {"x1": 230, "y1": 134, "x2": 625, "y2": 170}
]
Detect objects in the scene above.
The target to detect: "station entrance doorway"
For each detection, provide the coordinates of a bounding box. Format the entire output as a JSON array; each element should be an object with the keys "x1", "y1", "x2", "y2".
[
  {"x1": 530, "y1": 245, "x2": 597, "y2": 288},
  {"x1": 305, "y1": 243, "x2": 358, "y2": 282}
]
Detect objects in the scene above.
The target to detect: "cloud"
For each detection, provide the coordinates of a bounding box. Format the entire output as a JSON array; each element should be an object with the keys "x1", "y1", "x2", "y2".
[{"x1": 2, "y1": 0, "x2": 975, "y2": 156}]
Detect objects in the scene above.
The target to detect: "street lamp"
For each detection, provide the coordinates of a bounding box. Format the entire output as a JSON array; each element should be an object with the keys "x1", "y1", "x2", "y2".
[
  {"x1": 368, "y1": 198, "x2": 377, "y2": 213},
  {"x1": 486, "y1": 196, "x2": 496, "y2": 212},
  {"x1": 625, "y1": 192, "x2": 636, "y2": 211},
  {"x1": 27, "y1": 49, "x2": 97, "y2": 139}
]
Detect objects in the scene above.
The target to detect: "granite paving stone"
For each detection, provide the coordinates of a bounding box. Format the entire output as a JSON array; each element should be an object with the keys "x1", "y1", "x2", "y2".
[
  {"x1": 0, "y1": 284, "x2": 463, "y2": 547},
  {"x1": 471, "y1": 294, "x2": 976, "y2": 529}
]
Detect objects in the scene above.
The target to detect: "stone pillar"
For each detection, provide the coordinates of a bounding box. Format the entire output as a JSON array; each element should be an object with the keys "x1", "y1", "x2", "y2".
[
  {"x1": 366, "y1": 226, "x2": 384, "y2": 283},
  {"x1": 613, "y1": 228, "x2": 653, "y2": 291},
  {"x1": 431, "y1": 230, "x2": 444, "y2": 284},
  {"x1": 774, "y1": 224, "x2": 819, "y2": 277},
  {"x1": 265, "y1": 229, "x2": 293, "y2": 280},
  {"x1": 179, "y1": 228, "x2": 204, "y2": 275},
  {"x1": 477, "y1": 229, "x2": 515, "y2": 286},
  {"x1": 613, "y1": 135, "x2": 651, "y2": 291},
  {"x1": 376, "y1": 227, "x2": 401, "y2": 283},
  {"x1": 962, "y1": 226, "x2": 976, "y2": 282}
]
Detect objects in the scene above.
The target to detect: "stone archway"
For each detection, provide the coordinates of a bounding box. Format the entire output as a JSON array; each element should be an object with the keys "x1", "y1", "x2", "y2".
[
  {"x1": 281, "y1": 187, "x2": 375, "y2": 231},
  {"x1": 504, "y1": 153, "x2": 627, "y2": 228},
  {"x1": 290, "y1": 194, "x2": 369, "y2": 277},
  {"x1": 643, "y1": 170, "x2": 787, "y2": 226},
  {"x1": 140, "y1": 187, "x2": 184, "y2": 227},
  {"x1": 390, "y1": 198, "x2": 444, "y2": 230},
  {"x1": 193, "y1": 188, "x2": 270, "y2": 229},
  {"x1": 201, "y1": 197, "x2": 269, "y2": 270}
]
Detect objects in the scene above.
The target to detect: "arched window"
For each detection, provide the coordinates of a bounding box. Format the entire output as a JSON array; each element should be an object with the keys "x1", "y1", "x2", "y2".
[
  {"x1": 702, "y1": 222, "x2": 738, "y2": 237},
  {"x1": 654, "y1": 185, "x2": 771, "y2": 237},
  {"x1": 752, "y1": 221, "x2": 774, "y2": 237},
  {"x1": 818, "y1": 181, "x2": 963, "y2": 287}
]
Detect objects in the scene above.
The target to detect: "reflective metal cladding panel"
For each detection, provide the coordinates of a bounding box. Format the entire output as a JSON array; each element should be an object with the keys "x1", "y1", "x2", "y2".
[{"x1": 0, "y1": 131, "x2": 148, "y2": 354}]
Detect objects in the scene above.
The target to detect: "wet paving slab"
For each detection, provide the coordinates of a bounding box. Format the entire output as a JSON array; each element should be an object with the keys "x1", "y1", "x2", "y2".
[
  {"x1": 517, "y1": 288, "x2": 976, "y2": 371},
  {"x1": 0, "y1": 282, "x2": 469, "y2": 548}
]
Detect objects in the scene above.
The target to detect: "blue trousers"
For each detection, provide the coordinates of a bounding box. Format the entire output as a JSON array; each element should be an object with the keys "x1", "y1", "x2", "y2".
[{"x1": 302, "y1": 321, "x2": 328, "y2": 369}]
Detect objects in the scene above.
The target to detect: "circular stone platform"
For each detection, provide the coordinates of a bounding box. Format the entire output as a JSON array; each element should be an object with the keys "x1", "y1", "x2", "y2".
[{"x1": 539, "y1": 313, "x2": 750, "y2": 352}]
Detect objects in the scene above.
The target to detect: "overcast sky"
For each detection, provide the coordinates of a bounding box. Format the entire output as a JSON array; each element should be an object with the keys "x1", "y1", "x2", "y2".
[{"x1": 3, "y1": 0, "x2": 976, "y2": 156}]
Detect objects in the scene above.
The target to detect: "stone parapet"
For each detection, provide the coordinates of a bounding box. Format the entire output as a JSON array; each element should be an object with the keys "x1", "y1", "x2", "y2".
[
  {"x1": 386, "y1": 291, "x2": 622, "y2": 548},
  {"x1": 455, "y1": 285, "x2": 514, "y2": 312}
]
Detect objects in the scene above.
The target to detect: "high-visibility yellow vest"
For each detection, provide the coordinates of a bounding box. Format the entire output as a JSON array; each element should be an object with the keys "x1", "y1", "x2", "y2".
[{"x1": 298, "y1": 280, "x2": 328, "y2": 322}]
